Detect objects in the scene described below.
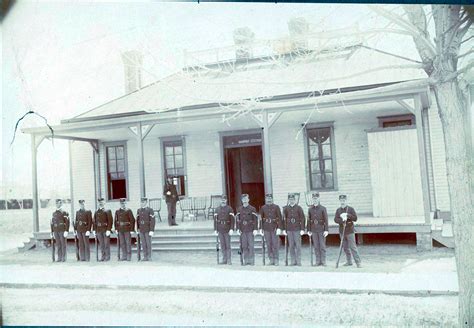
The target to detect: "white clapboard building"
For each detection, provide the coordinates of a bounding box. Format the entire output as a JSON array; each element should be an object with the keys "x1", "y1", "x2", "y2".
[{"x1": 23, "y1": 37, "x2": 458, "y2": 251}]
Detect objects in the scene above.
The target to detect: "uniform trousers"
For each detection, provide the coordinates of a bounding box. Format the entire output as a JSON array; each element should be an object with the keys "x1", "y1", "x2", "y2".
[
  {"x1": 263, "y1": 230, "x2": 280, "y2": 264},
  {"x1": 97, "y1": 232, "x2": 110, "y2": 261},
  {"x1": 218, "y1": 232, "x2": 231, "y2": 264},
  {"x1": 53, "y1": 231, "x2": 67, "y2": 262},
  {"x1": 139, "y1": 232, "x2": 153, "y2": 260},
  {"x1": 287, "y1": 231, "x2": 301, "y2": 265},
  {"x1": 311, "y1": 232, "x2": 327, "y2": 265},
  {"x1": 118, "y1": 231, "x2": 132, "y2": 261},
  {"x1": 240, "y1": 231, "x2": 255, "y2": 265},
  {"x1": 341, "y1": 232, "x2": 361, "y2": 264},
  {"x1": 77, "y1": 231, "x2": 90, "y2": 261}
]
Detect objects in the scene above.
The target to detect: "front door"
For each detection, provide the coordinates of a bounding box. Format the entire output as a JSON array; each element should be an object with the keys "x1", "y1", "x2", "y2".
[{"x1": 223, "y1": 133, "x2": 265, "y2": 211}]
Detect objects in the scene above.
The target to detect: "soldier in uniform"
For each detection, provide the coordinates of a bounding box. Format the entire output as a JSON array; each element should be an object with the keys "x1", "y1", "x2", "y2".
[
  {"x1": 93, "y1": 198, "x2": 113, "y2": 261},
  {"x1": 136, "y1": 197, "x2": 155, "y2": 261},
  {"x1": 115, "y1": 198, "x2": 136, "y2": 261},
  {"x1": 236, "y1": 194, "x2": 258, "y2": 266},
  {"x1": 259, "y1": 194, "x2": 283, "y2": 266},
  {"x1": 282, "y1": 194, "x2": 305, "y2": 266},
  {"x1": 307, "y1": 192, "x2": 329, "y2": 266},
  {"x1": 213, "y1": 195, "x2": 235, "y2": 265},
  {"x1": 74, "y1": 199, "x2": 93, "y2": 261},
  {"x1": 163, "y1": 177, "x2": 179, "y2": 226},
  {"x1": 51, "y1": 199, "x2": 70, "y2": 262},
  {"x1": 334, "y1": 194, "x2": 361, "y2": 268}
]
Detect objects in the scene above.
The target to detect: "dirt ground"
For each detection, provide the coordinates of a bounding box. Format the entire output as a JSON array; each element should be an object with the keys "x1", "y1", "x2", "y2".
[{"x1": 0, "y1": 287, "x2": 458, "y2": 326}]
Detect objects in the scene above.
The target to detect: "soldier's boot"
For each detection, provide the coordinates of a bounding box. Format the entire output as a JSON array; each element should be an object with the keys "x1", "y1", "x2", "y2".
[
  {"x1": 343, "y1": 262, "x2": 353, "y2": 266},
  {"x1": 356, "y1": 262, "x2": 362, "y2": 268}
]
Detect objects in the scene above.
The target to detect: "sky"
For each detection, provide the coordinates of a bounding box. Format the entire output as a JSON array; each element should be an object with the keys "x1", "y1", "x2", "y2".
[{"x1": 1, "y1": 1, "x2": 431, "y2": 198}]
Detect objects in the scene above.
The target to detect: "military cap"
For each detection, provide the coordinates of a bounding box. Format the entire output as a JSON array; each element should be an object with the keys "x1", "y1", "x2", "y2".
[
  {"x1": 240, "y1": 193, "x2": 249, "y2": 199},
  {"x1": 312, "y1": 192, "x2": 320, "y2": 198},
  {"x1": 141, "y1": 197, "x2": 148, "y2": 202},
  {"x1": 339, "y1": 194, "x2": 347, "y2": 200},
  {"x1": 55, "y1": 199, "x2": 62, "y2": 203},
  {"x1": 221, "y1": 194, "x2": 227, "y2": 200},
  {"x1": 288, "y1": 193, "x2": 296, "y2": 200},
  {"x1": 265, "y1": 193, "x2": 273, "y2": 198},
  {"x1": 97, "y1": 197, "x2": 105, "y2": 202},
  {"x1": 119, "y1": 198, "x2": 127, "y2": 203},
  {"x1": 78, "y1": 199, "x2": 85, "y2": 204}
]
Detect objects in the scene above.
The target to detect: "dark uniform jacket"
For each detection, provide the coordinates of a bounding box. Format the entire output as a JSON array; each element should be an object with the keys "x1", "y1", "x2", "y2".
[
  {"x1": 115, "y1": 208, "x2": 136, "y2": 233},
  {"x1": 93, "y1": 208, "x2": 113, "y2": 233},
  {"x1": 163, "y1": 183, "x2": 178, "y2": 203},
  {"x1": 259, "y1": 204, "x2": 282, "y2": 232},
  {"x1": 51, "y1": 209, "x2": 70, "y2": 233},
  {"x1": 136, "y1": 207, "x2": 155, "y2": 233},
  {"x1": 214, "y1": 205, "x2": 235, "y2": 233},
  {"x1": 334, "y1": 206, "x2": 358, "y2": 235},
  {"x1": 236, "y1": 205, "x2": 258, "y2": 233},
  {"x1": 307, "y1": 205, "x2": 328, "y2": 233},
  {"x1": 74, "y1": 209, "x2": 93, "y2": 233},
  {"x1": 283, "y1": 205, "x2": 305, "y2": 231}
]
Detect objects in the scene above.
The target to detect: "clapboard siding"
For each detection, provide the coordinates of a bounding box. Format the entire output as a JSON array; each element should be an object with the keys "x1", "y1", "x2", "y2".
[
  {"x1": 70, "y1": 141, "x2": 96, "y2": 209},
  {"x1": 367, "y1": 128, "x2": 424, "y2": 217}
]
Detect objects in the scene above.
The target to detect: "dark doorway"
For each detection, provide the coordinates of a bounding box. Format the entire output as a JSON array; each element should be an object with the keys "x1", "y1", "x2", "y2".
[{"x1": 223, "y1": 134, "x2": 265, "y2": 211}]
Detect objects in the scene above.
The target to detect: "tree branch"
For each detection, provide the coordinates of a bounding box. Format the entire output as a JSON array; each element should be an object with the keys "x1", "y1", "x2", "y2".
[
  {"x1": 370, "y1": 5, "x2": 436, "y2": 58},
  {"x1": 440, "y1": 60, "x2": 474, "y2": 82},
  {"x1": 458, "y1": 48, "x2": 474, "y2": 59}
]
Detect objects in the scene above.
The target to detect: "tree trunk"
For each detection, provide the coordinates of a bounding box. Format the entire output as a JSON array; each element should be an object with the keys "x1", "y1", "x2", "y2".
[{"x1": 433, "y1": 80, "x2": 473, "y2": 327}]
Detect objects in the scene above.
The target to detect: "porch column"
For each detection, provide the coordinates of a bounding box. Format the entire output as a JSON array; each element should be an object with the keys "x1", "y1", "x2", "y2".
[
  {"x1": 414, "y1": 94, "x2": 432, "y2": 251},
  {"x1": 31, "y1": 134, "x2": 44, "y2": 233},
  {"x1": 90, "y1": 142, "x2": 101, "y2": 209},
  {"x1": 137, "y1": 122, "x2": 146, "y2": 198},
  {"x1": 262, "y1": 112, "x2": 273, "y2": 194}
]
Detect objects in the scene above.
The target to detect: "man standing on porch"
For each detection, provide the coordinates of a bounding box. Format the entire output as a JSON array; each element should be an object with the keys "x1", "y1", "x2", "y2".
[
  {"x1": 213, "y1": 195, "x2": 235, "y2": 265},
  {"x1": 334, "y1": 194, "x2": 361, "y2": 268},
  {"x1": 236, "y1": 194, "x2": 258, "y2": 265},
  {"x1": 74, "y1": 200, "x2": 93, "y2": 261},
  {"x1": 283, "y1": 194, "x2": 305, "y2": 266},
  {"x1": 93, "y1": 198, "x2": 113, "y2": 262},
  {"x1": 307, "y1": 192, "x2": 329, "y2": 266},
  {"x1": 136, "y1": 197, "x2": 156, "y2": 261},
  {"x1": 163, "y1": 176, "x2": 179, "y2": 226},
  {"x1": 51, "y1": 199, "x2": 70, "y2": 262},
  {"x1": 115, "y1": 198, "x2": 135, "y2": 261},
  {"x1": 259, "y1": 194, "x2": 283, "y2": 266}
]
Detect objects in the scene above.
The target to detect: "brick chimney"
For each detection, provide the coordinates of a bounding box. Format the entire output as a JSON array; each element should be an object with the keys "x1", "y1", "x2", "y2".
[
  {"x1": 233, "y1": 27, "x2": 255, "y2": 60},
  {"x1": 121, "y1": 50, "x2": 143, "y2": 94}
]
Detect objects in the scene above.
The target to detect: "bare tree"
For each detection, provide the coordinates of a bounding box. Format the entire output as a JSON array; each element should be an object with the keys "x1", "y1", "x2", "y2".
[{"x1": 371, "y1": 5, "x2": 473, "y2": 326}]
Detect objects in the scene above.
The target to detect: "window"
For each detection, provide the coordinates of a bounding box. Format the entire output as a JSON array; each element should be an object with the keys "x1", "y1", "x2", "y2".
[
  {"x1": 306, "y1": 126, "x2": 336, "y2": 190},
  {"x1": 162, "y1": 138, "x2": 187, "y2": 196},
  {"x1": 378, "y1": 114, "x2": 415, "y2": 128},
  {"x1": 106, "y1": 143, "x2": 128, "y2": 200}
]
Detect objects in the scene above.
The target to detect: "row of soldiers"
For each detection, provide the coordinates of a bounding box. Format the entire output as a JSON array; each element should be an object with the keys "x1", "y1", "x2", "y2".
[
  {"x1": 214, "y1": 192, "x2": 361, "y2": 267},
  {"x1": 51, "y1": 197, "x2": 155, "y2": 262},
  {"x1": 50, "y1": 193, "x2": 361, "y2": 268}
]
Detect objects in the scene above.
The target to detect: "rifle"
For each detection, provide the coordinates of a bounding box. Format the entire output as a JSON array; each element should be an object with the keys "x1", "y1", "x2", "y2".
[
  {"x1": 261, "y1": 231, "x2": 266, "y2": 266},
  {"x1": 284, "y1": 234, "x2": 288, "y2": 266},
  {"x1": 335, "y1": 221, "x2": 347, "y2": 269},
  {"x1": 117, "y1": 231, "x2": 121, "y2": 261},
  {"x1": 137, "y1": 231, "x2": 141, "y2": 261},
  {"x1": 236, "y1": 213, "x2": 243, "y2": 266},
  {"x1": 51, "y1": 231, "x2": 55, "y2": 262},
  {"x1": 73, "y1": 221, "x2": 79, "y2": 261},
  {"x1": 309, "y1": 232, "x2": 314, "y2": 266},
  {"x1": 95, "y1": 232, "x2": 98, "y2": 262},
  {"x1": 216, "y1": 234, "x2": 220, "y2": 264}
]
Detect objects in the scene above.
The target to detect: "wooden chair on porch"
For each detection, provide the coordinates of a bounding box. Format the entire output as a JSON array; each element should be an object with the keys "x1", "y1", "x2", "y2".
[
  {"x1": 207, "y1": 195, "x2": 222, "y2": 220},
  {"x1": 287, "y1": 192, "x2": 301, "y2": 205},
  {"x1": 178, "y1": 196, "x2": 194, "y2": 221},
  {"x1": 149, "y1": 198, "x2": 162, "y2": 222},
  {"x1": 304, "y1": 192, "x2": 313, "y2": 207},
  {"x1": 193, "y1": 197, "x2": 207, "y2": 220}
]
